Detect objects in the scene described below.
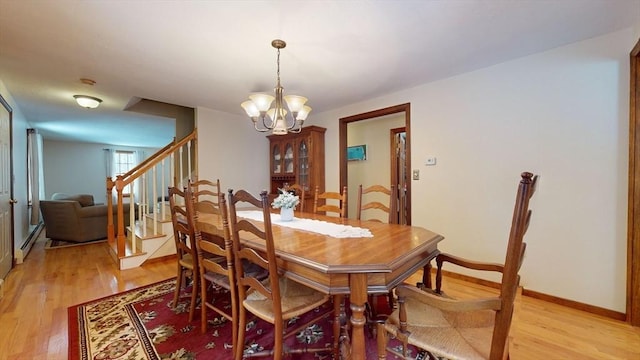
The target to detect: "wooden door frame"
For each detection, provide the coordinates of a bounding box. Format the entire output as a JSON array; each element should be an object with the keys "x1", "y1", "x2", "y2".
[
  {"x1": 627, "y1": 38, "x2": 640, "y2": 326},
  {"x1": 339, "y1": 103, "x2": 411, "y2": 224}
]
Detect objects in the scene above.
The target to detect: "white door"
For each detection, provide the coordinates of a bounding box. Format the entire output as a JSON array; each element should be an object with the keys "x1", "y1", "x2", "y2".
[{"x1": 0, "y1": 96, "x2": 13, "y2": 280}]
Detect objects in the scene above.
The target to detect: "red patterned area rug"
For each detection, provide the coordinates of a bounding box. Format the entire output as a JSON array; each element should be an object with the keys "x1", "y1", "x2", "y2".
[{"x1": 68, "y1": 278, "x2": 428, "y2": 360}]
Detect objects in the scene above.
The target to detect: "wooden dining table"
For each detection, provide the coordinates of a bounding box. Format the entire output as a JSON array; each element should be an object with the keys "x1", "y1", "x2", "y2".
[{"x1": 197, "y1": 210, "x2": 443, "y2": 360}]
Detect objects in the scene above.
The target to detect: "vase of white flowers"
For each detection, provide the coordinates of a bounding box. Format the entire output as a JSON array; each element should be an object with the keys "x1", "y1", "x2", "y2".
[{"x1": 271, "y1": 189, "x2": 299, "y2": 222}]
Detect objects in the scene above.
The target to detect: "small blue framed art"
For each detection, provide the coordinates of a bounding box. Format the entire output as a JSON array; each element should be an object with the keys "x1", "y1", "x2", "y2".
[{"x1": 347, "y1": 144, "x2": 367, "y2": 161}]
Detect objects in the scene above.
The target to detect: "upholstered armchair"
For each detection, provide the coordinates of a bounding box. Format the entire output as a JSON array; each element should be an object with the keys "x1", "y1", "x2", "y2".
[{"x1": 40, "y1": 193, "x2": 130, "y2": 243}]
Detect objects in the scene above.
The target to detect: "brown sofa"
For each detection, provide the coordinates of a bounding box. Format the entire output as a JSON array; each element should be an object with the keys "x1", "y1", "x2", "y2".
[{"x1": 40, "y1": 193, "x2": 130, "y2": 243}]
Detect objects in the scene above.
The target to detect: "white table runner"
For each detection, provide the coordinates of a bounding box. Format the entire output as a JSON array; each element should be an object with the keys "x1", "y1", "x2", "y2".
[{"x1": 236, "y1": 210, "x2": 373, "y2": 238}]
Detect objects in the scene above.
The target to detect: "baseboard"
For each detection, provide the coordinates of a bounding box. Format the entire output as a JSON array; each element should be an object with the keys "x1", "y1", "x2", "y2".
[
  {"x1": 522, "y1": 288, "x2": 626, "y2": 321},
  {"x1": 435, "y1": 269, "x2": 626, "y2": 322},
  {"x1": 15, "y1": 222, "x2": 44, "y2": 264}
]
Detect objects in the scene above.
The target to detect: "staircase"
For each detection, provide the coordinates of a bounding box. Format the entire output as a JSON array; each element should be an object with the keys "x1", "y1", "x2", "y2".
[{"x1": 106, "y1": 130, "x2": 197, "y2": 270}]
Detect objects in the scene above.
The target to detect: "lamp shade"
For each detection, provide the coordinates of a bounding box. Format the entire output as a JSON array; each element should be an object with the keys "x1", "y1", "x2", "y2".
[
  {"x1": 74, "y1": 95, "x2": 102, "y2": 109},
  {"x1": 249, "y1": 93, "x2": 275, "y2": 112}
]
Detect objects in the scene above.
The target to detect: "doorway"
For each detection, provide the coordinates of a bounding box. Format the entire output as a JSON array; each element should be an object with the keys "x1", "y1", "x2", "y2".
[
  {"x1": 391, "y1": 127, "x2": 408, "y2": 225},
  {"x1": 339, "y1": 103, "x2": 411, "y2": 225}
]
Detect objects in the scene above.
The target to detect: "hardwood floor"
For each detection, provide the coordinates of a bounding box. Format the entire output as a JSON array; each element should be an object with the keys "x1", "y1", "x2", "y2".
[{"x1": 0, "y1": 233, "x2": 639, "y2": 359}]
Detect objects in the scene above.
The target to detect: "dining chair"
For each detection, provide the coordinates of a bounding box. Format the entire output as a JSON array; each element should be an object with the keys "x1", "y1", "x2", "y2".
[
  {"x1": 377, "y1": 172, "x2": 538, "y2": 360},
  {"x1": 228, "y1": 189, "x2": 335, "y2": 360},
  {"x1": 356, "y1": 184, "x2": 397, "y2": 322},
  {"x1": 356, "y1": 184, "x2": 397, "y2": 223},
  {"x1": 191, "y1": 187, "x2": 238, "y2": 344},
  {"x1": 313, "y1": 185, "x2": 347, "y2": 218},
  {"x1": 191, "y1": 178, "x2": 222, "y2": 214},
  {"x1": 168, "y1": 185, "x2": 201, "y2": 322}
]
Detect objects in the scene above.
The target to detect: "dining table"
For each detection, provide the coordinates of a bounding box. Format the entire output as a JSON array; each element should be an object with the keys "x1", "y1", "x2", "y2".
[{"x1": 197, "y1": 209, "x2": 444, "y2": 360}]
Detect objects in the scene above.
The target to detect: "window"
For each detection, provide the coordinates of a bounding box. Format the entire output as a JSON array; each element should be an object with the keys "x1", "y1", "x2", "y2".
[
  {"x1": 114, "y1": 150, "x2": 135, "y2": 176},
  {"x1": 114, "y1": 150, "x2": 135, "y2": 194}
]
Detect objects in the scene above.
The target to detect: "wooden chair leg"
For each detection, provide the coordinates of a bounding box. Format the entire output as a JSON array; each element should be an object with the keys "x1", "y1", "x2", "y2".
[
  {"x1": 188, "y1": 271, "x2": 198, "y2": 322},
  {"x1": 173, "y1": 265, "x2": 183, "y2": 308},
  {"x1": 230, "y1": 292, "x2": 238, "y2": 358},
  {"x1": 200, "y1": 278, "x2": 208, "y2": 333},
  {"x1": 273, "y1": 320, "x2": 284, "y2": 360},
  {"x1": 235, "y1": 307, "x2": 247, "y2": 360},
  {"x1": 376, "y1": 322, "x2": 387, "y2": 360}
]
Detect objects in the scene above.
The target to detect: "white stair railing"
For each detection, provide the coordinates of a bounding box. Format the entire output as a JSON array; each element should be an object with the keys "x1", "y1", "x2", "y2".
[{"x1": 106, "y1": 130, "x2": 197, "y2": 260}]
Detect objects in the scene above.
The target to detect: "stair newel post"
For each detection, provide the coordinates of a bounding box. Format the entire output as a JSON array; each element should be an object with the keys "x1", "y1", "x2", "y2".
[
  {"x1": 115, "y1": 174, "x2": 127, "y2": 258},
  {"x1": 106, "y1": 177, "x2": 115, "y2": 244}
]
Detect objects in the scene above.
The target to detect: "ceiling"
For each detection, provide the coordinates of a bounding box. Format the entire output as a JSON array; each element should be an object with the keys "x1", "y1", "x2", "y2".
[{"x1": 0, "y1": 0, "x2": 638, "y2": 148}]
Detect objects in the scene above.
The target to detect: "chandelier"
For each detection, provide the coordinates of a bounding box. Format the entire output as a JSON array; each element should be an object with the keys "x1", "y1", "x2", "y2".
[{"x1": 241, "y1": 39, "x2": 311, "y2": 135}]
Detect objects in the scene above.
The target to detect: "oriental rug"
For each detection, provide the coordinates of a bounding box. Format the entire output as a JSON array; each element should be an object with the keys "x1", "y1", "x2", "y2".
[{"x1": 68, "y1": 278, "x2": 429, "y2": 360}]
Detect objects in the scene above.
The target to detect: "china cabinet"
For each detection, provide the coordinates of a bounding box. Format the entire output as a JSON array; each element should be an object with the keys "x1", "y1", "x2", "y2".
[{"x1": 267, "y1": 126, "x2": 325, "y2": 212}]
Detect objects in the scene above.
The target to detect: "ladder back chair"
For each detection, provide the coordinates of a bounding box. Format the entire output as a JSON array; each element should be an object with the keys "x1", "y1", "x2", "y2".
[
  {"x1": 356, "y1": 184, "x2": 398, "y2": 321},
  {"x1": 228, "y1": 189, "x2": 335, "y2": 360},
  {"x1": 313, "y1": 185, "x2": 347, "y2": 218},
  {"x1": 377, "y1": 171, "x2": 538, "y2": 360},
  {"x1": 356, "y1": 184, "x2": 397, "y2": 223},
  {"x1": 191, "y1": 178, "x2": 222, "y2": 214},
  {"x1": 168, "y1": 185, "x2": 201, "y2": 322},
  {"x1": 191, "y1": 186, "x2": 239, "y2": 347}
]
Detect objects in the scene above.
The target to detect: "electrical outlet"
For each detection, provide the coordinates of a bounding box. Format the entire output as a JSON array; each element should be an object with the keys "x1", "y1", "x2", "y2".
[{"x1": 412, "y1": 169, "x2": 419, "y2": 180}]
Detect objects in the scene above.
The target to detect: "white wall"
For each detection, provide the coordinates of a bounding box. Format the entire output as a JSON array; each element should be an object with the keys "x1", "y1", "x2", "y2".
[
  {"x1": 311, "y1": 28, "x2": 638, "y2": 312},
  {"x1": 0, "y1": 81, "x2": 30, "y2": 250},
  {"x1": 195, "y1": 107, "x2": 269, "y2": 197},
  {"x1": 42, "y1": 140, "x2": 159, "y2": 203},
  {"x1": 347, "y1": 115, "x2": 405, "y2": 219}
]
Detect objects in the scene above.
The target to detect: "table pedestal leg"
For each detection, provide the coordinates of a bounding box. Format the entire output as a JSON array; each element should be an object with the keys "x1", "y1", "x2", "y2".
[{"x1": 349, "y1": 273, "x2": 367, "y2": 360}]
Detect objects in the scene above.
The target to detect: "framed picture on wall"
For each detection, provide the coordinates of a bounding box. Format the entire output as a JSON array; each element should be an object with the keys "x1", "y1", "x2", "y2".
[{"x1": 347, "y1": 144, "x2": 367, "y2": 161}]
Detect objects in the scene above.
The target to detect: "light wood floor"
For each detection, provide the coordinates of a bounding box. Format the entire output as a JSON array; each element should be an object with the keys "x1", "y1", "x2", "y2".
[{"x1": 0, "y1": 233, "x2": 639, "y2": 360}]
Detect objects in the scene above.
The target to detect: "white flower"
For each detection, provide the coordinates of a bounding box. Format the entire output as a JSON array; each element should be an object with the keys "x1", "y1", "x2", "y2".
[{"x1": 271, "y1": 189, "x2": 300, "y2": 209}]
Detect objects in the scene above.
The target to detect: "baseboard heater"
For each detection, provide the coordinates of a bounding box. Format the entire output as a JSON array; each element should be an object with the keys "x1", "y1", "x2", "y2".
[{"x1": 16, "y1": 222, "x2": 44, "y2": 264}]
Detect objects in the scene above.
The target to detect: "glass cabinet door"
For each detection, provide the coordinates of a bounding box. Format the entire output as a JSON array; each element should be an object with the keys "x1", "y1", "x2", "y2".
[
  {"x1": 284, "y1": 142, "x2": 294, "y2": 174},
  {"x1": 298, "y1": 139, "x2": 309, "y2": 190},
  {"x1": 272, "y1": 143, "x2": 282, "y2": 174}
]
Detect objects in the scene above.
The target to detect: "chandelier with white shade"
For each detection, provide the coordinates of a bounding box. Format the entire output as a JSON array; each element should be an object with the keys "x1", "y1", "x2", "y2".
[{"x1": 241, "y1": 39, "x2": 311, "y2": 135}]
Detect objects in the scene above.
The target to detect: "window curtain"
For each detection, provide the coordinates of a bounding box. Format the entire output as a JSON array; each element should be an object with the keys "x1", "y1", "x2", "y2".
[
  {"x1": 104, "y1": 148, "x2": 145, "y2": 202},
  {"x1": 132, "y1": 150, "x2": 145, "y2": 202},
  {"x1": 104, "y1": 148, "x2": 115, "y2": 179},
  {"x1": 27, "y1": 129, "x2": 44, "y2": 225}
]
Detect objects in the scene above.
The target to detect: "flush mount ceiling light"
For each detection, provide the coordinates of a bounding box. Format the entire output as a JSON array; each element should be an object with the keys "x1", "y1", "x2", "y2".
[
  {"x1": 73, "y1": 95, "x2": 102, "y2": 109},
  {"x1": 74, "y1": 78, "x2": 102, "y2": 109},
  {"x1": 241, "y1": 39, "x2": 311, "y2": 135}
]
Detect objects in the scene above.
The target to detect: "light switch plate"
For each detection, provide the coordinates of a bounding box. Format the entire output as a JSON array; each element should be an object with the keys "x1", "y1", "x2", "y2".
[{"x1": 412, "y1": 169, "x2": 419, "y2": 180}]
